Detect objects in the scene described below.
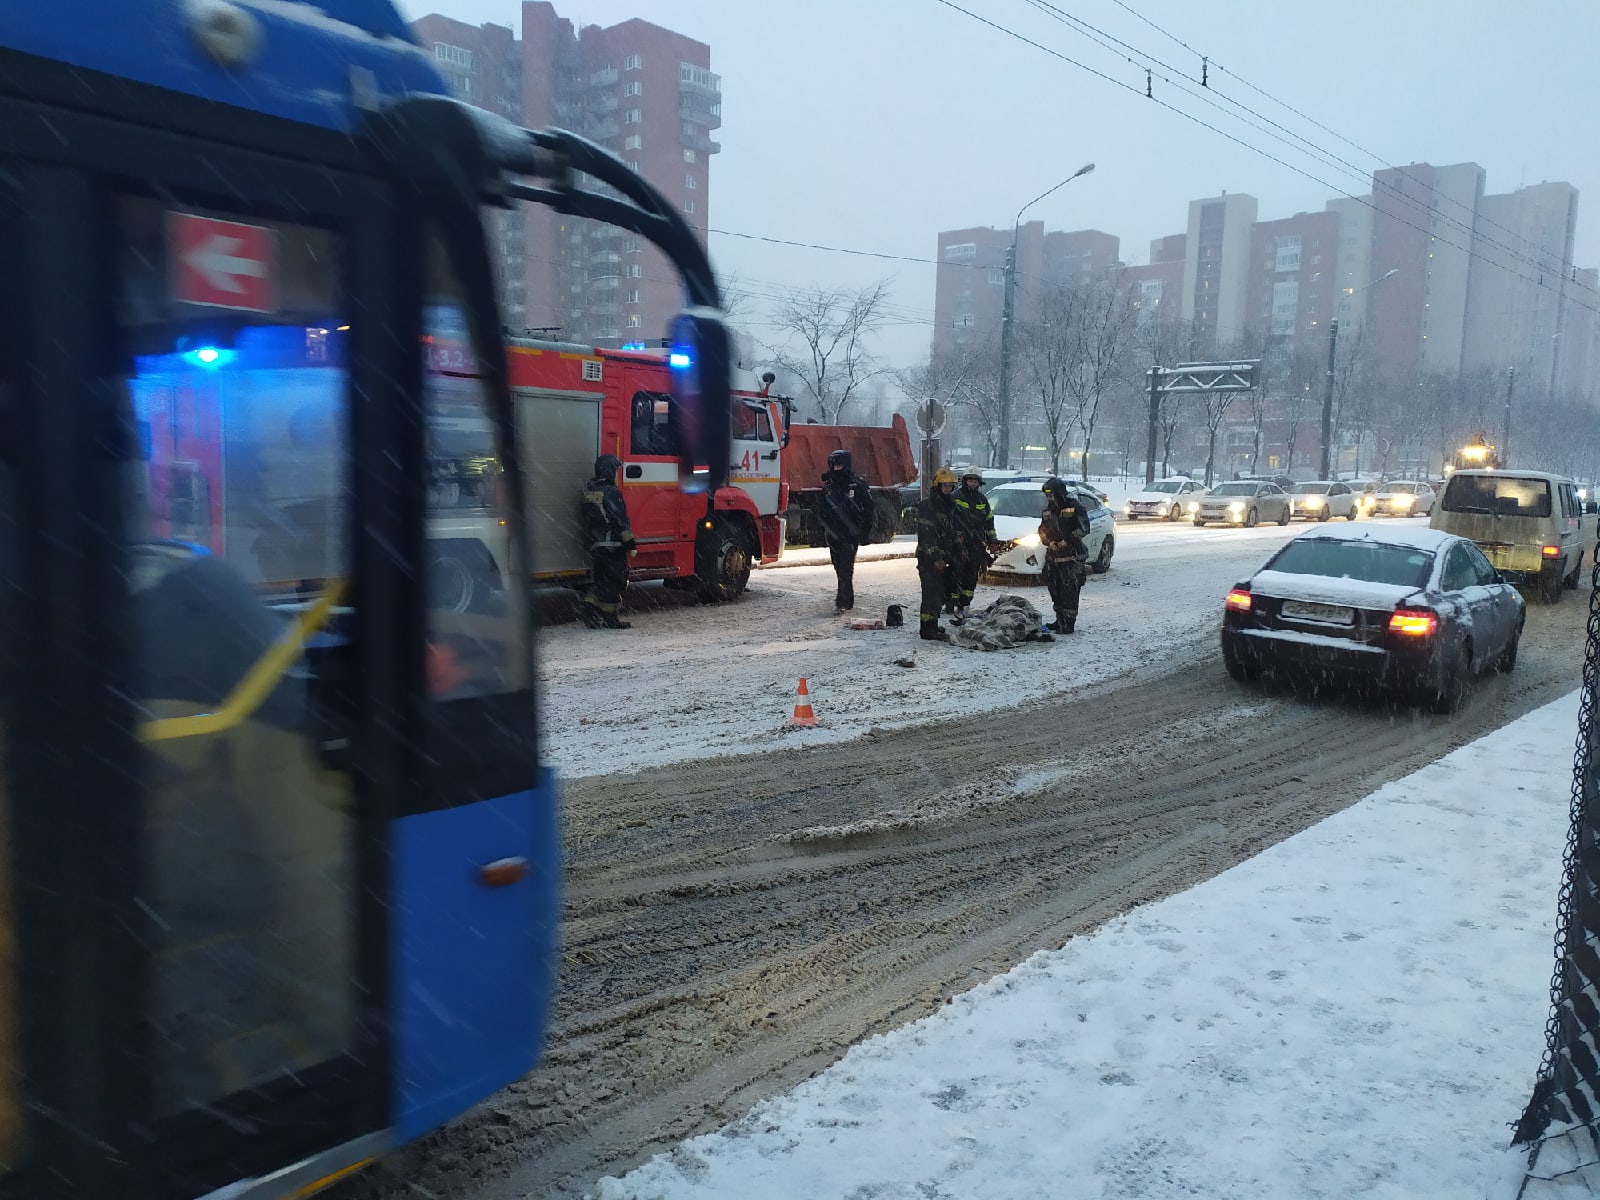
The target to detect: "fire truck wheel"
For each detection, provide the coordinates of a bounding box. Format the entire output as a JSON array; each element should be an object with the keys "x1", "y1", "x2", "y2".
[
  {"x1": 428, "y1": 541, "x2": 499, "y2": 614},
  {"x1": 697, "y1": 518, "x2": 754, "y2": 603}
]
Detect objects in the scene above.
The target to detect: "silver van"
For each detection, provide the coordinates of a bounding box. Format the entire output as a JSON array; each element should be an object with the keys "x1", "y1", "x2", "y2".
[{"x1": 1429, "y1": 469, "x2": 1586, "y2": 602}]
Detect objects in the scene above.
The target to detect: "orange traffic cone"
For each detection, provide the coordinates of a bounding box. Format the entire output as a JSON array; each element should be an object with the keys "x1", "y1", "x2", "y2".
[{"x1": 786, "y1": 676, "x2": 819, "y2": 727}]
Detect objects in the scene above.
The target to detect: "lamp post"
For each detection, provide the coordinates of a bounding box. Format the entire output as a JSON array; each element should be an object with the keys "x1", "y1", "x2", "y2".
[
  {"x1": 1319, "y1": 267, "x2": 1398, "y2": 479},
  {"x1": 997, "y1": 162, "x2": 1095, "y2": 469},
  {"x1": 1502, "y1": 365, "x2": 1516, "y2": 468}
]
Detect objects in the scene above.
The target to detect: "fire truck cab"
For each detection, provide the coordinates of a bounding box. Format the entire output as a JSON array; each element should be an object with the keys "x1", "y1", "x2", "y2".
[{"x1": 494, "y1": 338, "x2": 786, "y2": 602}]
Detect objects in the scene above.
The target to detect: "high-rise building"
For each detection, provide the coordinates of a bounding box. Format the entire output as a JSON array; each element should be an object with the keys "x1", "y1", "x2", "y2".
[
  {"x1": 1362, "y1": 162, "x2": 1483, "y2": 384},
  {"x1": 1180, "y1": 193, "x2": 1257, "y2": 354},
  {"x1": 411, "y1": 3, "x2": 718, "y2": 347},
  {"x1": 1244, "y1": 210, "x2": 1340, "y2": 359},
  {"x1": 931, "y1": 222, "x2": 1119, "y2": 358},
  {"x1": 1463, "y1": 181, "x2": 1581, "y2": 394},
  {"x1": 1110, "y1": 234, "x2": 1185, "y2": 332}
]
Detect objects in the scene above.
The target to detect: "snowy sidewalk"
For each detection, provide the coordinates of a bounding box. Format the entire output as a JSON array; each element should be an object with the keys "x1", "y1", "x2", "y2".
[
  {"x1": 596, "y1": 692, "x2": 1581, "y2": 1200},
  {"x1": 763, "y1": 536, "x2": 917, "y2": 569}
]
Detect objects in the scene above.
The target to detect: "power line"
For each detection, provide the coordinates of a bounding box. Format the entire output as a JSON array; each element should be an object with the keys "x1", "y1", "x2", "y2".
[
  {"x1": 1017, "y1": 0, "x2": 1582, "y2": 288},
  {"x1": 1080, "y1": 0, "x2": 1578, "y2": 273},
  {"x1": 933, "y1": 0, "x2": 1600, "y2": 320}
]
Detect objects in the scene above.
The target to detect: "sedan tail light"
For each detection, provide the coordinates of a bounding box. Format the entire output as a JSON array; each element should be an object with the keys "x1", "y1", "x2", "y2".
[
  {"x1": 1388, "y1": 607, "x2": 1438, "y2": 637},
  {"x1": 1224, "y1": 588, "x2": 1253, "y2": 612}
]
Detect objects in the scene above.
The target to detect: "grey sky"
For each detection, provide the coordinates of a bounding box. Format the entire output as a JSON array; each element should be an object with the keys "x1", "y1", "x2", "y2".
[{"x1": 396, "y1": 0, "x2": 1600, "y2": 368}]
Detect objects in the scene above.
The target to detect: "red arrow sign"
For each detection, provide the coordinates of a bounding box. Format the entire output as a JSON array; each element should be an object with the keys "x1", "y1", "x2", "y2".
[{"x1": 168, "y1": 212, "x2": 276, "y2": 312}]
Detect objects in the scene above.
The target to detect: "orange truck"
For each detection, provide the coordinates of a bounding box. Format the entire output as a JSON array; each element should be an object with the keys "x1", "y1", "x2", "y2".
[{"x1": 780, "y1": 413, "x2": 919, "y2": 546}]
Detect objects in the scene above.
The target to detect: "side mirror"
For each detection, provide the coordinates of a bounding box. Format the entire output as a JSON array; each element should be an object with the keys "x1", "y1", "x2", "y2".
[{"x1": 668, "y1": 309, "x2": 732, "y2": 494}]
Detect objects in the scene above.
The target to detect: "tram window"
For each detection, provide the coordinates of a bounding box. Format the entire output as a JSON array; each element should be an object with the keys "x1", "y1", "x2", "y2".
[
  {"x1": 116, "y1": 197, "x2": 359, "y2": 1118},
  {"x1": 420, "y1": 241, "x2": 531, "y2": 702}
]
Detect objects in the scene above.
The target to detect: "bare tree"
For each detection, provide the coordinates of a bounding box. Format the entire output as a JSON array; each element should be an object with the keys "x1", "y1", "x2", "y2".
[
  {"x1": 1066, "y1": 280, "x2": 1139, "y2": 478},
  {"x1": 1198, "y1": 387, "x2": 1238, "y2": 487},
  {"x1": 767, "y1": 279, "x2": 892, "y2": 425},
  {"x1": 912, "y1": 335, "x2": 1003, "y2": 466},
  {"x1": 1016, "y1": 285, "x2": 1081, "y2": 475}
]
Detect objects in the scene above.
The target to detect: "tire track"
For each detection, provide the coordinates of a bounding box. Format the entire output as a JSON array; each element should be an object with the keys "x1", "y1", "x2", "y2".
[{"x1": 340, "y1": 594, "x2": 1587, "y2": 1200}]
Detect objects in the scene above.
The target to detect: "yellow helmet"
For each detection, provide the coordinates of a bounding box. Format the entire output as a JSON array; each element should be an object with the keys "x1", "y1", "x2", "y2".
[{"x1": 933, "y1": 467, "x2": 959, "y2": 486}]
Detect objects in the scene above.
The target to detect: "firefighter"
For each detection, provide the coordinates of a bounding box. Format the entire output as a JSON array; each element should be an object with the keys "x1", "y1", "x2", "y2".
[
  {"x1": 914, "y1": 467, "x2": 962, "y2": 641},
  {"x1": 949, "y1": 470, "x2": 997, "y2": 624},
  {"x1": 1039, "y1": 477, "x2": 1091, "y2": 634},
  {"x1": 819, "y1": 448, "x2": 876, "y2": 613},
  {"x1": 580, "y1": 453, "x2": 636, "y2": 629}
]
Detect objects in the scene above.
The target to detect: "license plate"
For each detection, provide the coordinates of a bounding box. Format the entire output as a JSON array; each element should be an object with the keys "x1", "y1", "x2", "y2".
[{"x1": 1281, "y1": 599, "x2": 1354, "y2": 624}]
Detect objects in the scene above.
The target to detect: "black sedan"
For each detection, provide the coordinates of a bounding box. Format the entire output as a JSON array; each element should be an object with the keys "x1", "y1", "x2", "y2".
[{"x1": 1219, "y1": 525, "x2": 1525, "y2": 712}]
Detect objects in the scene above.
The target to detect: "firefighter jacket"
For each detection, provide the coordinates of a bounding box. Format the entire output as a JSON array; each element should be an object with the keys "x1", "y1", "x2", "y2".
[
  {"x1": 952, "y1": 485, "x2": 997, "y2": 554},
  {"x1": 582, "y1": 462, "x2": 636, "y2": 553},
  {"x1": 819, "y1": 469, "x2": 875, "y2": 547},
  {"x1": 915, "y1": 489, "x2": 961, "y2": 569},
  {"x1": 1040, "y1": 499, "x2": 1091, "y2": 563}
]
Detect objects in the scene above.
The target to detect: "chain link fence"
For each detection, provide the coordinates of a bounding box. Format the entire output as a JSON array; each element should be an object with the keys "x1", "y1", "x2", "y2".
[{"x1": 1515, "y1": 521, "x2": 1600, "y2": 1196}]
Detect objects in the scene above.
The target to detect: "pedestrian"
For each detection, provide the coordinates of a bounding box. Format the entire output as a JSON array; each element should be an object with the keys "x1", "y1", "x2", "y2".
[
  {"x1": 1039, "y1": 476, "x2": 1091, "y2": 634},
  {"x1": 580, "y1": 453, "x2": 636, "y2": 629},
  {"x1": 949, "y1": 470, "x2": 997, "y2": 624},
  {"x1": 914, "y1": 467, "x2": 962, "y2": 642},
  {"x1": 818, "y1": 448, "x2": 876, "y2": 613}
]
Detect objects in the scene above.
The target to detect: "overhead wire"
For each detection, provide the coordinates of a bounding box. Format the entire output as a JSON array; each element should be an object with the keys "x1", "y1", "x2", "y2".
[
  {"x1": 930, "y1": 0, "x2": 1600, "y2": 320},
  {"x1": 1093, "y1": 0, "x2": 1570, "y2": 267},
  {"x1": 1018, "y1": 0, "x2": 1584, "y2": 290}
]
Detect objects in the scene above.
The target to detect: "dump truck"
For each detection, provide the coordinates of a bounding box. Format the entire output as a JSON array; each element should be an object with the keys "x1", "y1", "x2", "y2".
[{"x1": 781, "y1": 413, "x2": 919, "y2": 545}]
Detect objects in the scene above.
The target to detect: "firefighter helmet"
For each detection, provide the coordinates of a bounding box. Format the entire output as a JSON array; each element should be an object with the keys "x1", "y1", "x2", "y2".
[
  {"x1": 933, "y1": 467, "x2": 959, "y2": 486},
  {"x1": 1041, "y1": 477, "x2": 1071, "y2": 503}
]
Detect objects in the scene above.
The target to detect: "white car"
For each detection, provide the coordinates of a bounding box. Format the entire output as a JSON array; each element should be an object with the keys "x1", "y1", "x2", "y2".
[
  {"x1": 1361, "y1": 480, "x2": 1437, "y2": 518},
  {"x1": 1287, "y1": 480, "x2": 1359, "y2": 521},
  {"x1": 985, "y1": 481, "x2": 1116, "y2": 577},
  {"x1": 1123, "y1": 477, "x2": 1204, "y2": 521}
]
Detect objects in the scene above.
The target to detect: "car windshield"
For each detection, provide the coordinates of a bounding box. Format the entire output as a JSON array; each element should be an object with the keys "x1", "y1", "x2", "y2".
[
  {"x1": 990, "y1": 489, "x2": 1047, "y2": 518},
  {"x1": 1385, "y1": 483, "x2": 1417, "y2": 494},
  {"x1": 1267, "y1": 539, "x2": 1435, "y2": 588},
  {"x1": 1441, "y1": 474, "x2": 1553, "y2": 517},
  {"x1": 1291, "y1": 484, "x2": 1329, "y2": 495},
  {"x1": 1145, "y1": 481, "x2": 1183, "y2": 494},
  {"x1": 1208, "y1": 483, "x2": 1256, "y2": 497}
]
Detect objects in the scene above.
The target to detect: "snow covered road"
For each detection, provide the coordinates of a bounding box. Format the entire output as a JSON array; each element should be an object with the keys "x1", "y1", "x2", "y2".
[{"x1": 540, "y1": 517, "x2": 1319, "y2": 779}]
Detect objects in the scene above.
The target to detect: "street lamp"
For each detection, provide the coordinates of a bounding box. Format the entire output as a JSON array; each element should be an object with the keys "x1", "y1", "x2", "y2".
[
  {"x1": 1319, "y1": 267, "x2": 1398, "y2": 480},
  {"x1": 997, "y1": 162, "x2": 1095, "y2": 469}
]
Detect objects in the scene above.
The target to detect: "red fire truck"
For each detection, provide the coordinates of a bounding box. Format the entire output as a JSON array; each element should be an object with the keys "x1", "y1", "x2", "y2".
[{"x1": 132, "y1": 328, "x2": 789, "y2": 612}]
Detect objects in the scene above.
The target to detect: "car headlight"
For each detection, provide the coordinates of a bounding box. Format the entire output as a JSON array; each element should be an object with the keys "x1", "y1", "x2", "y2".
[
  {"x1": 1303, "y1": 496, "x2": 1323, "y2": 507},
  {"x1": 1017, "y1": 533, "x2": 1041, "y2": 548},
  {"x1": 1393, "y1": 495, "x2": 1414, "y2": 508},
  {"x1": 1186, "y1": 501, "x2": 1199, "y2": 513},
  {"x1": 1227, "y1": 501, "x2": 1244, "y2": 513}
]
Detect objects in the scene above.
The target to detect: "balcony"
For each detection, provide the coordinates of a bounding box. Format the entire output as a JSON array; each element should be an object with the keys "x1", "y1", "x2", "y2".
[
  {"x1": 590, "y1": 67, "x2": 619, "y2": 87},
  {"x1": 589, "y1": 302, "x2": 622, "y2": 317},
  {"x1": 590, "y1": 250, "x2": 621, "y2": 268},
  {"x1": 590, "y1": 275, "x2": 621, "y2": 291},
  {"x1": 590, "y1": 93, "x2": 619, "y2": 114},
  {"x1": 678, "y1": 63, "x2": 721, "y2": 94},
  {"x1": 679, "y1": 97, "x2": 722, "y2": 130},
  {"x1": 587, "y1": 119, "x2": 619, "y2": 140},
  {"x1": 680, "y1": 128, "x2": 722, "y2": 154}
]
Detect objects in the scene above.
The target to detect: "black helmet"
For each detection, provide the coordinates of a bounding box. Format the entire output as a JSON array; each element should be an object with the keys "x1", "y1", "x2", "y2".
[
  {"x1": 827, "y1": 449, "x2": 852, "y2": 472},
  {"x1": 1042, "y1": 477, "x2": 1070, "y2": 504},
  {"x1": 594, "y1": 454, "x2": 622, "y2": 480}
]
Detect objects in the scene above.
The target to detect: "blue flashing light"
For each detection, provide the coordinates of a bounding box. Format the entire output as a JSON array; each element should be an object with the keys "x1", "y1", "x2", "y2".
[
  {"x1": 620, "y1": 342, "x2": 648, "y2": 352},
  {"x1": 668, "y1": 350, "x2": 692, "y2": 369},
  {"x1": 183, "y1": 346, "x2": 234, "y2": 369}
]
